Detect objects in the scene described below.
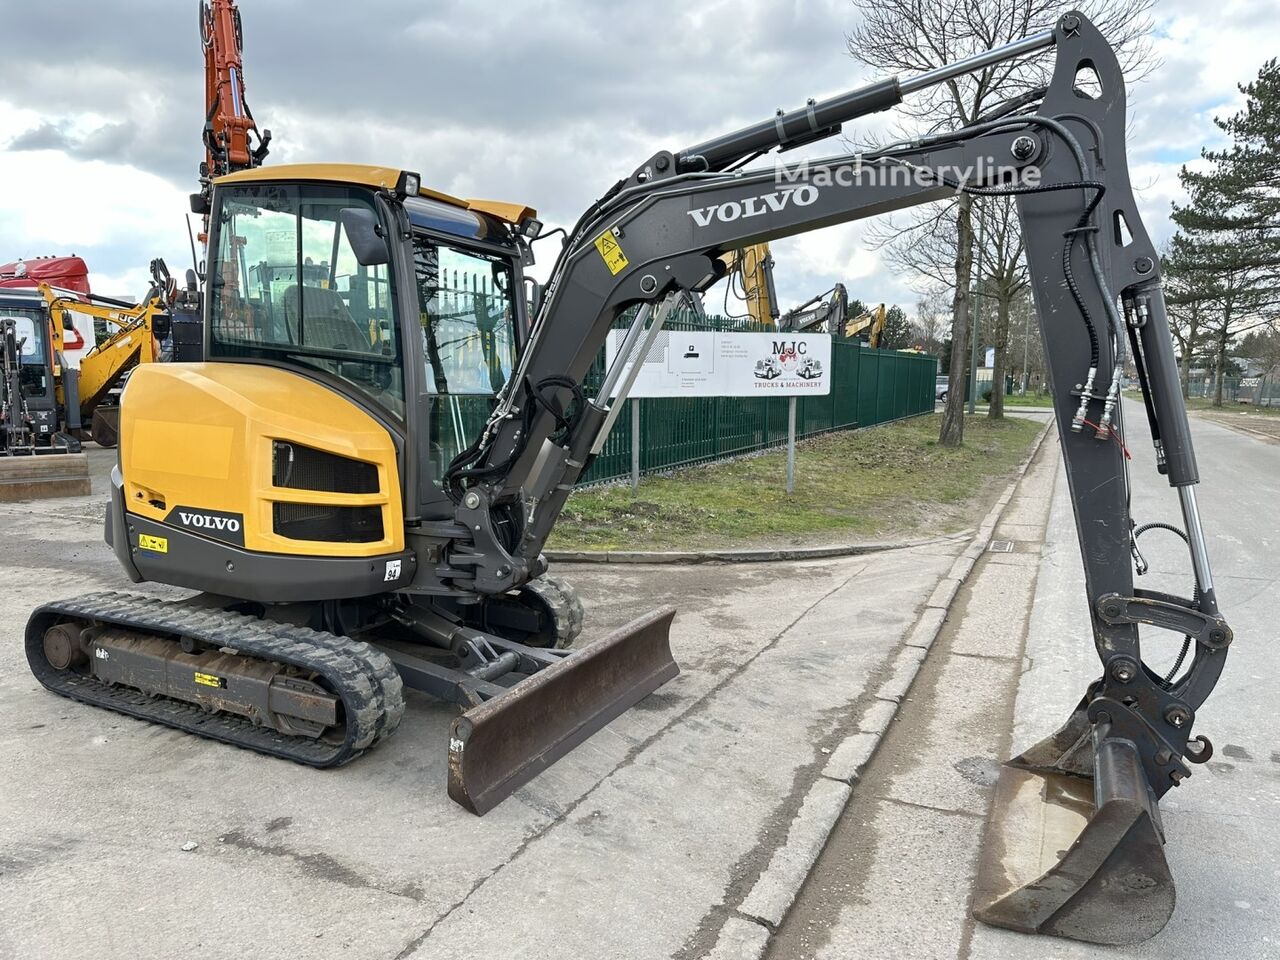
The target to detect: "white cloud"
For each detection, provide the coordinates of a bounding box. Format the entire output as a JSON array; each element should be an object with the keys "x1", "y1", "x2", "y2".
[{"x1": 1, "y1": 0, "x2": 1277, "y2": 311}]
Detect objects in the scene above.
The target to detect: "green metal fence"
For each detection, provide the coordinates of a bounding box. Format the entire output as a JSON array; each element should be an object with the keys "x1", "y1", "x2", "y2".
[
  {"x1": 424, "y1": 306, "x2": 937, "y2": 488},
  {"x1": 578, "y1": 310, "x2": 937, "y2": 485}
]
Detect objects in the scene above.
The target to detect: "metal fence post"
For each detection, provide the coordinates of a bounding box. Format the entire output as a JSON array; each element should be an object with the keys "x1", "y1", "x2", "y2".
[
  {"x1": 786, "y1": 395, "x2": 797, "y2": 494},
  {"x1": 630, "y1": 398, "x2": 640, "y2": 493}
]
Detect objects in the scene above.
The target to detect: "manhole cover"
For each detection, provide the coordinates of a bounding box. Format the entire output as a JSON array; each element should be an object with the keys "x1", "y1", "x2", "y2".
[{"x1": 988, "y1": 539, "x2": 1014, "y2": 553}]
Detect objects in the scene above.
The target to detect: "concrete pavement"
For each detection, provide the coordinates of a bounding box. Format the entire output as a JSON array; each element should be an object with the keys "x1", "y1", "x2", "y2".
[
  {"x1": 0, "y1": 446, "x2": 980, "y2": 960},
  {"x1": 769, "y1": 399, "x2": 1278, "y2": 958}
]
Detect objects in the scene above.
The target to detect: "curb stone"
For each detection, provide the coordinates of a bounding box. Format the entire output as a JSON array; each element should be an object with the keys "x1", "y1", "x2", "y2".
[
  {"x1": 546, "y1": 531, "x2": 972, "y2": 566},
  {"x1": 703, "y1": 419, "x2": 1054, "y2": 960}
]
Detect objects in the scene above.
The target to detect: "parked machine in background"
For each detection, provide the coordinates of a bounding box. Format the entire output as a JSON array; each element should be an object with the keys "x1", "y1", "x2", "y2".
[
  {"x1": 195, "y1": 0, "x2": 270, "y2": 219},
  {"x1": 0, "y1": 289, "x2": 81, "y2": 456},
  {"x1": 721, "y1": 243, "x2": 779, "y2": 327},
  {"x1": 785, "y1": 284, "x2": 850, "y2": 335},
  {"x1": 26, "y1": 16, "x2": 1236, "y2": 946},
  {"x1": 846, "y1": 302, "x2": 888, "y2": 346},
  {"x1": 0, "y1": 256, "x2": 96, "y2": 367},
  {"x1": 40, "y1": 260, "x2": 200, "y2": 447},
  {"x1": 0, "y1": 288, "x2": 92, "y2": 499}
]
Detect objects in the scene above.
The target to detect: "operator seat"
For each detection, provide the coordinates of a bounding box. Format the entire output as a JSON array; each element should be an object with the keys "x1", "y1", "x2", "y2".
[{"x1": 282, "y1": 284, "x2": 370, "y2": 352}]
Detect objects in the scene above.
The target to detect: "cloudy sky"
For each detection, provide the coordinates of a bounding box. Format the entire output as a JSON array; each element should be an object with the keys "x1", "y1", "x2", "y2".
[{"x1": 1, "y1": 0, "x2": 1275, "y2": 312}]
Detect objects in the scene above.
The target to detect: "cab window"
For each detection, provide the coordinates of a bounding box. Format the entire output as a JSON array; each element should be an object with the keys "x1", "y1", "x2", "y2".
[
  {"x1": 411, "y1": 234, "x2": 518, "y2": 480},
  {"x1": 1, "y1": 309, "x2": 51, "y2": 399},
  {"x1": 412, "y1": 236, "x2": 516, "y2": 395},
  {"x1": 209, "y1": 183, "x2": 404, "y2": 417}
]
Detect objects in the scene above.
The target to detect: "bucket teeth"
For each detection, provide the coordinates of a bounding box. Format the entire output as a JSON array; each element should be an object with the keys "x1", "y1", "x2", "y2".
[
  {"x1": 974, "y1": 710, "x2": 1176, "y2": 945},
  {"x1": 447, "y1": 606, "x2": 679, "y2": 815}
]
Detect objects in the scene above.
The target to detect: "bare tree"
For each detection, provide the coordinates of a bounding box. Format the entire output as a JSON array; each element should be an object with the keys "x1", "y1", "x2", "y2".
[
  {"x1": 877, "y1": 195, "x2": 1026, "y2": 416},
  {"x1": 976, "y1": 196, "x2": 1029, "y2": 419},
  {"x1": 848, "y1": 0, "x2": 1155, "y2": 443},
  {"x1": 912, "y1": 287, "x2": 949, "y2": 354},
  {"x1": 1007, "y1": 288, "x2": 1045, "y2": 393}
]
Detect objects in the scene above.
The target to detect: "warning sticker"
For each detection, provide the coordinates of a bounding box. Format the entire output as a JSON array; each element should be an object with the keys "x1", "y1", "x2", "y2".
[
  {"x1": 594, "y1": 231, "x2": 630, "y2": 275},
  {"x1": 194, "y1": 672, "x2": 226, "y2": 689},
  {"x1": 138, "y1": 534, "x2": 168, "y2": 554}
]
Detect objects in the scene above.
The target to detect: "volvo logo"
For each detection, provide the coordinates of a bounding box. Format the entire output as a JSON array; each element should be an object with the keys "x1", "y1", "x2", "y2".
[
  {"x1": 177, "y1": 511, "x2": 242, "y2": 533},
  {"x1": 687, "y1": 185, "x2": 819, "y2": 228},
  {"x1": 164, "y1": 505, "x2": 246, "y2": 547}
]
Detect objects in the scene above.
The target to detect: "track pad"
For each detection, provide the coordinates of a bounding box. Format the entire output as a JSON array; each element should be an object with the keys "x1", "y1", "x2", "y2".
[{"x1": 447, "y1": 606, "x2": 679, "y2": 815}]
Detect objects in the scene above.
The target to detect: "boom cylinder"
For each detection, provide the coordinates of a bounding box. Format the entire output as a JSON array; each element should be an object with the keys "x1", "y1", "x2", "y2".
[{"x1": 676, "y1": 28, "x2": 1056, "y2": 173}]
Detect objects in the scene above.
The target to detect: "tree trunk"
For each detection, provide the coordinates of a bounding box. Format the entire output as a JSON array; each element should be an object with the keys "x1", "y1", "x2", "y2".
[
  {"x1": 1213, "y1": 298, "x2": 1233, "y2": 407},
  {"x1": 940, "y1": 194, "x2": 974, "y2": 447},
  {"x1": 1179, "y1": 305, "x2": 1199, "y2": 398},
  {"x1": 988, "y1": 288, "x2": 1012, "y2": 420}
]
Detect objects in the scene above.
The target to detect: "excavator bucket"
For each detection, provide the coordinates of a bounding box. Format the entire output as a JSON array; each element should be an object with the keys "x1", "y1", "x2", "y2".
[
  {"x1": 448, "y1": 606, "x2": 679, "y2": 815},
  {"x1": 973, "y1": 708, "x2": 1175, "y2": 945}
]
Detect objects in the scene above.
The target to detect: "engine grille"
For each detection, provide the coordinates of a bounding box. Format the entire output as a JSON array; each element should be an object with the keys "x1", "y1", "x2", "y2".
[
  {"x1": 272, "y1": 503, "x2": 384, "y2": 543},
  {"x1": 272, "y1": 441, "x2": 379, "y2": 494}
]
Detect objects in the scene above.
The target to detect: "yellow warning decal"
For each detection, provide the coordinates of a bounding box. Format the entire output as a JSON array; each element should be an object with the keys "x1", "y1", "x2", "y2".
[
  {"x1": 138, "y1": 534, "x2": 168, "y2": 554},
  {"x1": 594, "y1": 231, "x2": 629, "y2": 275},
  {"x1": 194, "y1": 672, "x2": 226, "y2": 689}
]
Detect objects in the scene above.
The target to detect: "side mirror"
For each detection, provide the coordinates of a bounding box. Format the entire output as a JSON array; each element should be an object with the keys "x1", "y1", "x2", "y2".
[{"x1": 340, "y1": 207, "x2": 390, "y2": 267}]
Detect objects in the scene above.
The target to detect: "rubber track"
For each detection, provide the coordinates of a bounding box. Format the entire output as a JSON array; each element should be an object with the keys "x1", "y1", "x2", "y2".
[{"x1": 25, "y1": 591, "x2": 404, "y2": 767}]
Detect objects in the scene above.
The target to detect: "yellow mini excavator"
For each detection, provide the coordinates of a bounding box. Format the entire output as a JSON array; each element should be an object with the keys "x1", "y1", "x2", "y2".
[
  {"x1": 39, "y1": 259, "x2": 199, "y2": 447},
  {"x1": 27, "y1": 14, "x2": 1232, "y2": 945}
]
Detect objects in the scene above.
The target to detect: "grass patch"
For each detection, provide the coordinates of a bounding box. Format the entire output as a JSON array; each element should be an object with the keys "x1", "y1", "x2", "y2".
[
  {"x1": 997, "y1": 392, "x2": 1054, "y2": 407},
  {"x1": 549, "y1": 413, "x2": 1043, "y2": 551}
]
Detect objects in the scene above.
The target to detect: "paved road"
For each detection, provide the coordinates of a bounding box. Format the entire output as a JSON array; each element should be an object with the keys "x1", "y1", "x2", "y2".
[
  {"x1": 772, "y1": 399, "x2": 1279, "y2": 958},
  {"x1": 0, "y1": 450, "x2": 967, "y2": 960}
]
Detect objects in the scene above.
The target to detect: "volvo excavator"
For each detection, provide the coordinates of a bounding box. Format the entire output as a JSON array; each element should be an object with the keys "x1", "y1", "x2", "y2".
[{"x1": 26, "y1": 13, "x2": 1231, "y2": 944}]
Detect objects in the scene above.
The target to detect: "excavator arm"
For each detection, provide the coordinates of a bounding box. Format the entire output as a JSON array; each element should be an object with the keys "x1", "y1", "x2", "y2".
[
  {"x1": 721, "y1": 243, "x2": 780, "y2": 327},
  {"x1": 434, "y1": 12, "x2": 1227, "y2": 943},
  {"x1": 196, "y1": 0, "x2": 270, "y2": 212}
]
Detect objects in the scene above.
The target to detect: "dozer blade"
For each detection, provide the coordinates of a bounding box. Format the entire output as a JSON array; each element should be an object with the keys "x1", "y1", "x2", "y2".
[
  {"x1": 974, "y1": 719, "x2": 1175, "y2": 945},
  {"x1": 0, "y1": 452, "x2": 91, "y2": 501},
  {"x1": 448, "y1": 606, "x2": 679, "y2": 815}
]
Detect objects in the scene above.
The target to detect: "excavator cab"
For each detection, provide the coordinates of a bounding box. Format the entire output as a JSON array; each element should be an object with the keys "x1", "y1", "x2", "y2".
[
  {"x1": 0, "y1": 290, "x2": 78, "y2": 454},
  {"x1": 204, "y1": 167, "x2": 530, "y2": 517}
]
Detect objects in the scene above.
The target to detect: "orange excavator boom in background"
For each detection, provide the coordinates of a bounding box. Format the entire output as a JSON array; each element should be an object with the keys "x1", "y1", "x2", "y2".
[{"x1": 196, "y1": 0, "x2": 270, "y2": 215}]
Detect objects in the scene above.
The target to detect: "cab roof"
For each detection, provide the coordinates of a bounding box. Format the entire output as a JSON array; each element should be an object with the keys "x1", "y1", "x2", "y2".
[{"x1": 214, "y1": 163, "x2": 536, "y2": 226}]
